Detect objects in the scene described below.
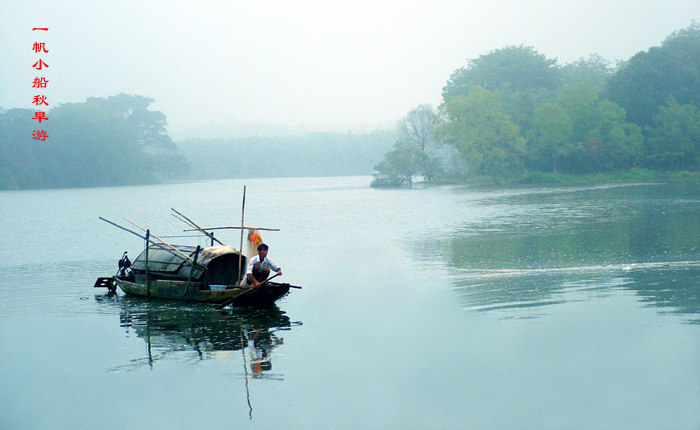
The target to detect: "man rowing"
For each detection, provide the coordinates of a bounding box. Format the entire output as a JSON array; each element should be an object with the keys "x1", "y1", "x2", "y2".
[{"x1": 244, "y1": 243, "x2": 282, "y2": 287}]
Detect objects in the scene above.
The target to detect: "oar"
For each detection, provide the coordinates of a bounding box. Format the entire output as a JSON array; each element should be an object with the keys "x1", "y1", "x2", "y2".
[
  {"x1": 215, "y1": 274, "x2": 280, "y2": 310},
  {"x1": 256, "y1": 273, "x2": 280, "y2": 285}
]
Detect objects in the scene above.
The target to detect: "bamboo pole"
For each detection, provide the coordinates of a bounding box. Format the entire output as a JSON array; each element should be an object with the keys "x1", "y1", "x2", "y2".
[
  {"x1": 145, "y1": 229, "x2": 150, "y2": 297},
  {"x1": 172, "y1": 213, "x2": 218, "y2": 246},
  {"x1": 237, "y1": 186, "x2": 246, "y2": 286},
  {"x1": 182, "y1": 226, "x2": 280, "y2": 232},
  {"x1": 123, "y1": 217, "x2": 199, "y2": 266},
  {"x1": 100, "y1": 217, "x2": 187, "y2": 261},
  {"x1": 171, "y1": 208, "x2": 228, "y2": 246},
  {"x1": 183, "y1": 245, "x2": 201, "y2": 297}
]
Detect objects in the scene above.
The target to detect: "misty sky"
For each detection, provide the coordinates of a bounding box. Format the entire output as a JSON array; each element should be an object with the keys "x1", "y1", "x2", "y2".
[{"x1": 2, "y1": 1, "x2": 699, "y2": 138}]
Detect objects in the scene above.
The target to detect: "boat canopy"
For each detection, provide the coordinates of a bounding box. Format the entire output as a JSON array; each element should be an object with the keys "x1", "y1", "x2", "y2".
[{"x1": 131, "y1": 244, "x2": 247, "y2": 286}]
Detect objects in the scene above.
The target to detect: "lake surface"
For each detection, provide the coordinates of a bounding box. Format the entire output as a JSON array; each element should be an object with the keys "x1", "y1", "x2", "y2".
[{"x1": 1, "y1": 177, "x2": 699, "y2": 429}]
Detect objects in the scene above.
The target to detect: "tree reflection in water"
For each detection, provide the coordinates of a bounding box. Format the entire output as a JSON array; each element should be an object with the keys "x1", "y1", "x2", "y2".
[
  {"x1": 417, "y1": 181, "x2": 700, "y2": 322},
  {"x1": 447, "y1": 262, "x2": 700, "y2": 322}
]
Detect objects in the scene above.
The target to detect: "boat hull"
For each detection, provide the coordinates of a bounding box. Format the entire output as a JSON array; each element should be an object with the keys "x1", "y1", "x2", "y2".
[{"x1": 113, "y1": 277, "x2": 290, "y2": 306}]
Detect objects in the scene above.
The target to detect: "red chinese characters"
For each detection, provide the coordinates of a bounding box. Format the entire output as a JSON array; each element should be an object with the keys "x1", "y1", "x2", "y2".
[
  {"x1": 32, "y1": 95, "x2": 49, "y2": 106},
  {"x1": 32, "y1": 130, "x2": 49, "y2": 141},
  {"x1": 31, "y1": 27, "x2": 50, "y2": 141},
  {"x1": 32, "y1": 59, "x2": 49, "y2": 70},
  {"x1": 32, "y1": 42, "x2": 49, "y2": 53},
  {"x1": 32, "y1": 111, "x2": 48, "y2": 123},
  {"x1": 32, "y1": 77, "x2": 49, "y2": 88}
]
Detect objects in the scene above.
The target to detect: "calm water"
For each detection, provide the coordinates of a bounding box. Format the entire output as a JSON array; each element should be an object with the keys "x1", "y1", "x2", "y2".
[{"x1": 1, "y1": 177, "x2": 700, "y2": 429}]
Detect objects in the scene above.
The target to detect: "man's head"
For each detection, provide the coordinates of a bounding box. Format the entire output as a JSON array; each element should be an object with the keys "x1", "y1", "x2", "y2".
[{"x1": 257, "y1": 243, "x2": 269, "y2": 258}]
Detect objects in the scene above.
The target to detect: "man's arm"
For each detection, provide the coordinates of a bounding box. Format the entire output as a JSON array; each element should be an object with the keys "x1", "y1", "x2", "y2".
[{"x1": 268, "y1": 259, "x2": 282, "y2": 276}]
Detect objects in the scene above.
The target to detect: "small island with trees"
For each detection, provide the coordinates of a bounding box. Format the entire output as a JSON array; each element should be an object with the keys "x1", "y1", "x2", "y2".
[{"x1": 371, "y1": 22, "x2": 700, "y2": 187}]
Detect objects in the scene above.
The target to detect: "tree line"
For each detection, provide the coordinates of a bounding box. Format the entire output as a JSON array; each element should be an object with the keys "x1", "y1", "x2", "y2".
[
  {"x1": 372, "y1": 22, "x2": 700, "y2": 187},
  {"x1": 0, "y1": 94, "x2": 395, "y2": 190},
  {"x1": 0, "y1": 94, "x2": 189, "y2": 190}
]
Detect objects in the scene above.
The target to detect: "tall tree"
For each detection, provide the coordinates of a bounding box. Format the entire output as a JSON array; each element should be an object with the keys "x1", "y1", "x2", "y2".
[
  {"x1": 442, "y1": 45, "x2": 561, "y2": 135},
  {"x1": 607, "y1": 22, "x2": 700, "y2": 128},
  {"x1": 81, "y1": 94, "x2": 188, "y2": 179},
  {"x1": 556, "y1": 82, "x2": 601, "y2": 143},
  {"x1": 370, "y1": 141, "x2": 421, "y2": 188},
  {"x1": 86, "y1": 94, "x2": 177, "y2": 151},
  {"x1": 551, "y1": 83, "x2": 642, "y2": 173},
  {"x1": 43, "y1": 99, "x2": 151, "y2": 187},
  {"x1": 438, "y1": 86, "x2": 527, "y2": 181},
  {"x1": 526, "y1": 103, "x2": 575, "y2": 173},
  {"x1": 0, "y1": 94, "x2": 188, "y2": 190},
  {"x1": 594, "y1": 100, "x2": 644, "y2": 171},
  {"x1": 442, "y1": 45, "x2": 561, "y2": 100},
  {"x1": 561, "y1": 53, "x2": 617, "y2": 92},
  {"x1": 645, "y1": 97, "x2": 700, "y2": 170},
  {"x1": 398, "y1": 104, "x2": 443, "y2": 181}
]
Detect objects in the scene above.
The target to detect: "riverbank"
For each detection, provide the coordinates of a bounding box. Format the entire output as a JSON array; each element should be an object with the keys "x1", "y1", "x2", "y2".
[{"x1": 421, "y1": 168, "x2": 700, "y2": 188}]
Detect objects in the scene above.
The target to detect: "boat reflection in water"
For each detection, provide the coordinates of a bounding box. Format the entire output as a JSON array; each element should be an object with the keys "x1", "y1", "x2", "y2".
[{"x1": 99, "y1": 294, "x2": 301, "y2": 378}]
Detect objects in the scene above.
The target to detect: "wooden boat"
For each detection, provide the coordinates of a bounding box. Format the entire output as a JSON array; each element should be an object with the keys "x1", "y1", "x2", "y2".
[
  {"x1": 103, "y1": 244, "x2": 291, "y2": 306},
  {"x1": 95, "y1": 187, "x2": 298, "y2": 307}
]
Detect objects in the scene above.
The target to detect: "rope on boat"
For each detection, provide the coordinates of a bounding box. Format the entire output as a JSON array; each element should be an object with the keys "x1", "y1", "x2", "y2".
[{"x1": 158, "y1": 235, "x2": 201, "y2": 238}]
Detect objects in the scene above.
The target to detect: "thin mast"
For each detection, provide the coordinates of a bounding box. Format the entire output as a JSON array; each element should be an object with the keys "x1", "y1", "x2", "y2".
[{"x1": 238, "y1": 186, "x2": 246, "y2": 285}]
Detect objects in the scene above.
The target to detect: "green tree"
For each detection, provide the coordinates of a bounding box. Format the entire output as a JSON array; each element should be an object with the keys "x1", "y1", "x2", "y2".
[
  {"x1": 442, "y1": 45, "x2": 561, "y2": 136},
  {"x1": 81, "y1": 94, "x2": 188, "y2": 179},
  {"x1": 0, "y1": 94, "x2": 188, "y2": 189},
  {"x1": 370, "y1": 141, "x2": 421, "y2": 187},
  {"x1": 556, "y1": 82, "x2": 601, "y2": 143},
  {"x1": 561, "y1": 54, "x2": 617, "y2": 92},
  {"x1": 607, "y1": 22, "x2": 700, "y2": 128},
  {"x1": 594, "y1": 100, "x2": 644, "y2": 170},
  {"x1": 442, "y1": 45, "x2": 561, "y2": 100},
  {"x1": 438, "y1": 86, "x2": 527, "y2": 181},
  {"x1": 500, "y1": 87, "x2": 555, "y2": 136},
  {"x1": 0, "y1": 108, "x2": 44, "y2": 189},
  {"x1": 47, "y1": 99, "x2": 151, "y2": 187},
  {"x1": 526, "y1": 103, "x2": 575, "y2": 173},
  {"x1": 550, "y1": 83, "x2": 642, "y2": 173},
  {"x1": 645, "y1": 97, "x2": 700, "y2": 170}
]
